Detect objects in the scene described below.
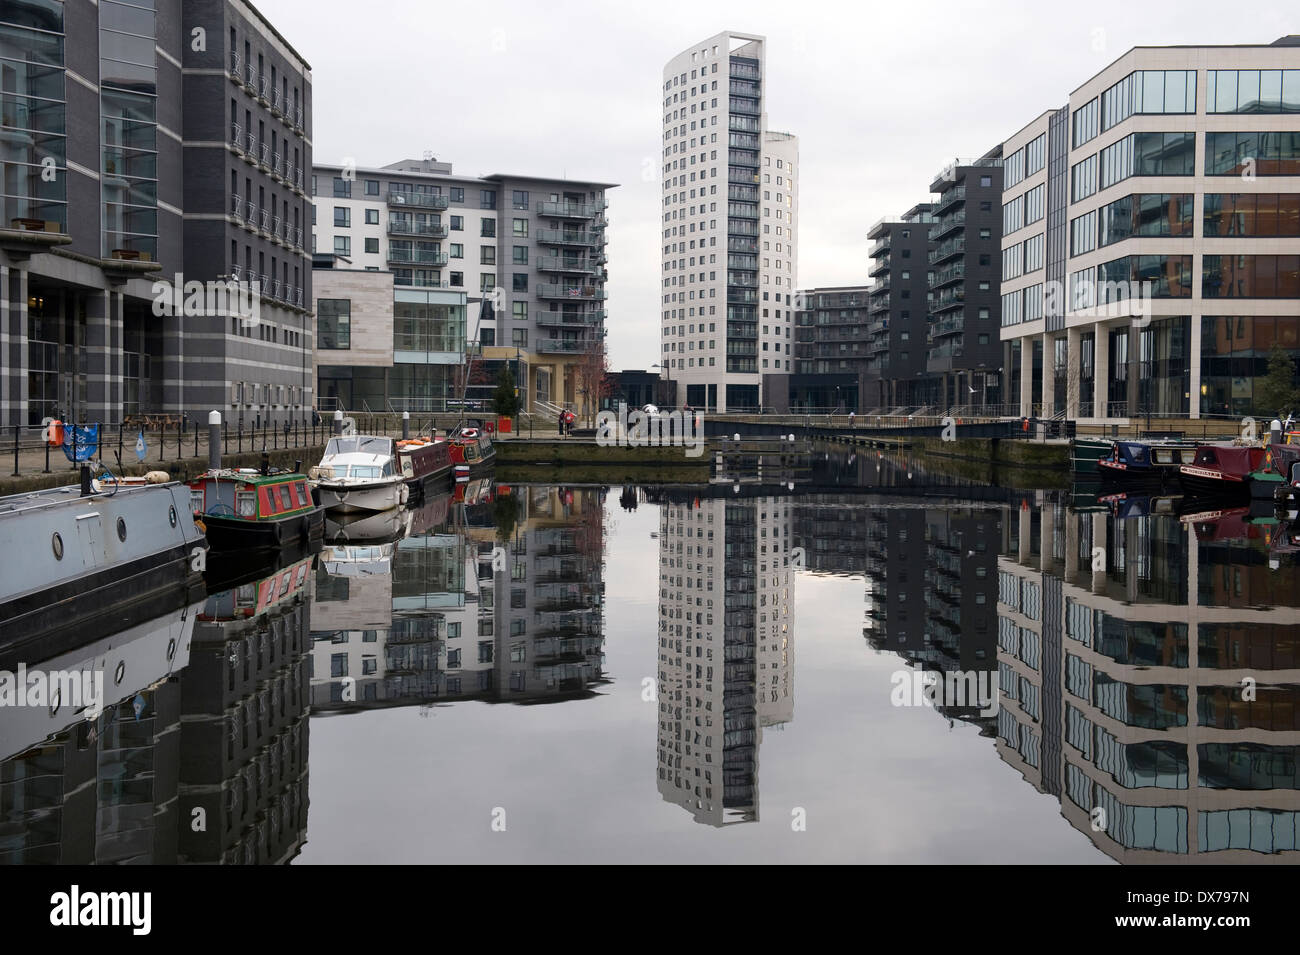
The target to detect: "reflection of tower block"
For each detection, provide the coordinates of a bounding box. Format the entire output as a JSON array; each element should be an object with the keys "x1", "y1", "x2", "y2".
[{"x1": 180, "y1": 601, "x2": 312, "y2": 863}]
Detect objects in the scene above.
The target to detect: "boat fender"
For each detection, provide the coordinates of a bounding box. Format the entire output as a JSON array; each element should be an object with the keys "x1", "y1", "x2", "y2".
[{"x1": 399, "y1": 484, "x2": 410, "y2": 505}]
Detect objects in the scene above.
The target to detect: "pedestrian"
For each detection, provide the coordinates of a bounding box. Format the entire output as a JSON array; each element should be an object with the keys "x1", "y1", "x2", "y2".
[
  {"x1": 849, "y1": 410, "x2": 856, "y2": 428},
  {"x1": 311, "y1": 406, "x2": 321, "y2": 427},
  {"x1": 557, "y1": 412, "x2": 564, "y2": 437}
]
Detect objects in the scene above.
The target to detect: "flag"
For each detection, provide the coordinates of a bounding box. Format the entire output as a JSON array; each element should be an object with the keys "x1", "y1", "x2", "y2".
[{"x1": 135, "y1": 430, "x2": 148, "y2": 461}]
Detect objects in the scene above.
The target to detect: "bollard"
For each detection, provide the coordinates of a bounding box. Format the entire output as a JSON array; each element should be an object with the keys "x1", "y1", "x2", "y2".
[
  {"x1": 208, "y1": 411, "x2": 222, "y2": 471},
  {"x1": 43, "y1": 432, "x2": 50, "y2": 473},
  {"x1": 333, "y1": 409, "x2": 343, "y2": 436},
  {"x1": 160, "y1": 421, "x2": 165, "y2": 462},
  {"x1": 402, "y1": 411, "x2": 410, "y2": 440},
  {"x1": 11, "y1": 424, "x2": 17, "y2": 477}
]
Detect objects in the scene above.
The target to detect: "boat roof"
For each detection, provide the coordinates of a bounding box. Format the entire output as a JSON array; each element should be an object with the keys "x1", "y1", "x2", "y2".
[
  {"x1": 194, "y1": 469, "x2": 305, "y2": 484},
  {"x1": 0, "y1": 480, "x2": 182, "y2": 515}
]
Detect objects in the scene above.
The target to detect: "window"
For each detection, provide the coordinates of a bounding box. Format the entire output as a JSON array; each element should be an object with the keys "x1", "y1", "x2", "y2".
[
  {"x1": 1205, "y1": 131, "x2": 1300, "y2": 176},
  {"x1": 512, "y1": 273, "x2": 528, "y2": 292},
  {"x1": 333, "y1": 207, "x2": 350, "y2": 227},
  {"x1": 512, "y1": 301, "x2": 527, "y2": 322},
  {"x1": 512, "y1": 246, "x2": 528, "y2": 264},
  {"x1": 481, "y1": 218, "x2": 495, "y2": 238},
  {"x1": 512, "y1": 218, "x2": 528, "y2": 237},
  {"x1": 480, "y1": 189, "x2": 497, "y2": 209},
  {"x1": 480, "y1": 273, "x2": 495, "y2": 292},
  {"x1": 364, "y1": 237, "x2": 378, "y2": 254},
  {"x1": 450, "y1": 243, "x2": 463, "y2": 258},
  {"x1": 450, "y1": 187, "x2": 464, "y2": 204},
  {"x1": 450, "y1": 271, "x2": 463, "y2": 287},
  {"x1": 364, "y1": 208, "x2": 379, "y2": 225},
  {"x1": 1072, "y1": 154, "x2": 1098, "y2": 202},
  {"x1": 317, "y1": 299, "x2": 350, "y2": 349},
  {"x1": 1072, "y1": 98, "x2": 1099, "y2": 147},
  {"x1": 450, "y1": 215, "x2": 464, "y2": 231},
  {"x1": 1204, "y1": 193, "x2": 1300, "y2": 237},
  {"x1": 512, "y1": 328, "x2": 527, "y2": 347},
  {"x1": 1207, "y1": 69, "x2": 1300, "y2": 114},
  {"x1": 512, "y1": 190, "x2": 529, "y2": 209},
  {"x1": 1100, "y1": 132, "x2": 1195, "y2": 189},
  {"x1": 333, "y1": 236, "x2": 350, "y2": 256},
  {"x1": 332, "y1": 177, "x2": 351, "y2": 197},
  {"x1": 481, "y1": 247, "x2": 496, "y2": 265},
  {"x1": 1100, "y1": 70, "x2": 1196, "y2": 131}
]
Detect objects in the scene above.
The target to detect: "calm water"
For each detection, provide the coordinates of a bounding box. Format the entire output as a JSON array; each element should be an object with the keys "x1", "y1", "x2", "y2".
[{"x1": 6, "y1": 460, "x2": 1300, "y2": 864}]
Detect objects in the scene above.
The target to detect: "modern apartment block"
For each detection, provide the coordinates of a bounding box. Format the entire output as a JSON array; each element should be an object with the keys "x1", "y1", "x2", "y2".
[
  {"x1": 0, "y1": 0, "x2": 313, "y2": 429},
  {"x1": 661, "y1": 31, "x2": 799, "y2": 412},
  {"x1": 866, "y1": 205, "x2": 934, "y2": 408},
  {"x1": 789, "y1": 285, "x2": 871, "y2": 412},
  {"x1": 1000, "y1": 38, "x2": 1300, "y2": 425},
  {"x1": 310, "y1": 158, "x2": 614, "y2": 414},
  {"x1": 927, "y1": 154, "x2": 1005, "y2": 410},
  {"x1": 656, "y1": 494, "x2": 794, "y2": 825}
]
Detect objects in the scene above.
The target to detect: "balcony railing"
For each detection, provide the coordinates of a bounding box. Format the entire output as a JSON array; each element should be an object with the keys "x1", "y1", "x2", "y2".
[
  {"x1": 388, "y1": 218, "x2": 448, "y2": 238},
  {"x1": 537, "y1": 283, "x2": 606, "y2": 300},
  {"x1": 536, "y1": 310, "x2": 604, "y2": 326},
  {"x1": 536, "y1": 229, "x2": 600, "y2": 246},
  {"x1": 929, "y1": 313, "x2": 965, "y2": 338},
  {"x1": 230, "y1": 51, "x2": 240, "y2": 79},
  {"x1": 536, "y1": 256, "x2": 601, "y2": 274},
  {"x1": 388, "y1": 248, "x2": 448, "y2": 266},
  {"x1": 536, "y1": 339, "x2": 591, "y2": 354},
  {"x1": 537, "y1": 200, "x2": 601, "y2": 218},
  {"x1": 388, "y1": 191, "x2": 450, "y2": 210}
]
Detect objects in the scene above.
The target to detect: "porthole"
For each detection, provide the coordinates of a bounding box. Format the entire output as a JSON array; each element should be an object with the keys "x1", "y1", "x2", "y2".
[
  {"x1": 114, "y1": 661, "x2": 125, "y2": 686},
  {"x1": 116, "y1": 517, "x2": 127, "y2": 542},
  {"x1": 52, "y1": 533, "x2": 63, "y2": 560},
  {"x1": 168, "y1": 505, "x2": 177, "y2": 527}
]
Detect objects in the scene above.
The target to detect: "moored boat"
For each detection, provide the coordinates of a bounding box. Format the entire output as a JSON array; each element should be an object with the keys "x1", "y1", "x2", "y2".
[
  {"x1": 310, "y1": 435, "x2": 409, "y2": 514},
  {"x1": 0, "y1": 471, "x2": 206, "y2": 668},
  {"x1": 395, "y1": 436, "x2": 453, "y2": 500},
  {"x1": 447, "y1": 422, "x2": 496, "y2": 473},
  {"x1": 1097, "y1": 439, "x2": 1197, "y2": 486},
  {"x1": 189, "y1": 466, "x2": 324, "y2": 551},
  {"x1": 1070, "y1": 436, "x2": 1113, "y2": 476},
  {"x1": 1178, "y1": 444, "x2": 1267, "y2": 501}
]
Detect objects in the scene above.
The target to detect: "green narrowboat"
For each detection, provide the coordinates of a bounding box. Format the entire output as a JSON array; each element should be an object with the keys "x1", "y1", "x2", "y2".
[{"x1": 189, "y1": 467, "x2": 325, "y2": 552}]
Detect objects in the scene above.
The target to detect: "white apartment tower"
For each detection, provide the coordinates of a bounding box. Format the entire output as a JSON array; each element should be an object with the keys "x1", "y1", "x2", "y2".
[{"x1": 661, "y1": 32, "x2": 799, "y2": 412}]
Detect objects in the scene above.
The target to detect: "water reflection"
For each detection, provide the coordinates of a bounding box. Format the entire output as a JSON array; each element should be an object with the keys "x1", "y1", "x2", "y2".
[
  {"x1": 998, "y1": 494, "x2": 1300, "y2": 861},
  {"x1": 309, "y1": 486, "x2": 609, "y2": 711}
]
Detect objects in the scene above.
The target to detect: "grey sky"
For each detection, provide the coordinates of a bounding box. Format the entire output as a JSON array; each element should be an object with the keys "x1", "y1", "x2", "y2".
[{"x1": 255, "y1": 0, "x2": 1296, "y2": 371}]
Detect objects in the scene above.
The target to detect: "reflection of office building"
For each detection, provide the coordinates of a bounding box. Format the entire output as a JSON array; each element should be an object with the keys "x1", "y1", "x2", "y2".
[
  {"x1": 310, "y1": 487, "x2": 607, "y2": 709},
  {"x1": 864, "y1": 507, "x2": 998, "y2": 727},
  {"x1": 656, "y1": 496, "x2": 793, "y2": 825},
  {"x1": 181, "y1": 557, "x2": 313, "y2": 864},
  {"x1": 997, "y1": 497, "x2": 1300, "y2": 861},
  {"x1": 0, "y1": 599, "x2": 197, "y2": 864}
]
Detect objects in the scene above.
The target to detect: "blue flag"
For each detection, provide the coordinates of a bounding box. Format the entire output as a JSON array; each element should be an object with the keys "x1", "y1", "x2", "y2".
[{"x1": 134, "y1": 430, "x2": 147, "y2": 461}]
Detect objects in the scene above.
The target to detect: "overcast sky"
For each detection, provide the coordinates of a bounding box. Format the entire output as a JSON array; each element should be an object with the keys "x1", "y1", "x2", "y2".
[{"x1": 256, "y1": 0, "x2": 1296, "y2": 370}]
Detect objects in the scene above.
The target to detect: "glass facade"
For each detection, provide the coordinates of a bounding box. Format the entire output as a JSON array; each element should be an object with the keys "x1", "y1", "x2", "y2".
[
  {"x1": 1204, "y1": 193, "x2": 1300, "y2": 236},
  {"x1": 1202, "y1": 255, "x2": 1300, "y2": 298},
  {"x1": 393, "y1": 289, "x2": 465, "y2": 356},
  {"x1": 0, "y1": 0, "x2": 66, "y2": 230},
  {"x1": 1100, "y1": 70, "x2": 1196, "y2": 131},
  {"x1": 1205, "y1": 131, "x2": 1300, "y2": 175},
  {"x1": 1207, "y1": 69, "x2": 1300, "y2": 114},
  {"x1": 99, "y1": 0, "x2": 158, "y2": 259},
  {"x1": 1200, "y1": 315, "x2": 1300, "y2": 417}
]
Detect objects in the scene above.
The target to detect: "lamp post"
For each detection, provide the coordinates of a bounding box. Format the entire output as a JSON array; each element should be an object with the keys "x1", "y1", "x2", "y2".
[{"x1": 651, "y1": 362, "x2": 672, "y2": 409}]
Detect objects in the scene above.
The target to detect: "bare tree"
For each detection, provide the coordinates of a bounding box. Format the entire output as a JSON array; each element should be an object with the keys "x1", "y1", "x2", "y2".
[{"x1": 574, "y1": 333, "x2": 612, "y2": 426}]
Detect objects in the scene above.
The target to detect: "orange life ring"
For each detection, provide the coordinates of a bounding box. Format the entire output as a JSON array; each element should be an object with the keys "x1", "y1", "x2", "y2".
[{"x1": 48, "y1": 420, "x2": 64, "y2": 446}]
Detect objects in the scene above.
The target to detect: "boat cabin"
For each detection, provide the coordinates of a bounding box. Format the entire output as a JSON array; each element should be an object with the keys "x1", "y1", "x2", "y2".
[{"x1": 190, "y1": 471, "x2": 315, "y2": 521}]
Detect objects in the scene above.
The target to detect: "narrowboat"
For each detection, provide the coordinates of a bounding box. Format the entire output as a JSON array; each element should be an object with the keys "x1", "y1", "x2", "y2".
[
  {"x1": 0, "y1": 471, "x2": 206, "y2": 669},
  {"x1": 1177, "y1": 444, "x2": 1267, "y2": 501},
  {"x1": 310, "y1": 435, "x2": 409, "y2": 514},
  {"x1": 189, "y1": 467, "x2": 324, "y2": 551},
  {"x1": 395, "y1": 436, "x2": 453, "y2": 499},
  {"x1": 1097, "y1": 491, "x2": 1181, "y2": 520},
  {"x1": 1097, "y1": 440, "x2": 1197, "y2": 485},
  {"x1": 447, "y1": 422, "x2": 496, "y2": 473},
  {"x1": 1070, "y1": 437, "x2": 1114, "y2": 476}
]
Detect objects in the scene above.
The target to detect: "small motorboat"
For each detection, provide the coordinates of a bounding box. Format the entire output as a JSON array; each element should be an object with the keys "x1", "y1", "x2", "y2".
[
  {"x1": 189, "y1": 464, "x2": 324, "y2": 551},
  {"x1": 310, "y1": 435, "x2": 409, "y2": 514}
]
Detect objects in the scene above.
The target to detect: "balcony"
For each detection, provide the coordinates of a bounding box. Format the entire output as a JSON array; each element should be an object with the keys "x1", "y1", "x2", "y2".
[
  {"x1": 727, "y1": 167, "x2": 760, "y2": 184},
  {"x1": 730, "y1": 63, "x2": 761, "y2": 81},
  {"x1": 535, "y1": 229, "x2": 601, "y2": 246},
  {"x1": 868, "y1": 318, "x2": 888, "y2": 336},
  {"x1": 229, "y1": 51, "x2": 241, "y2": 81},
  {"x1": 388, "y1": 248, "x2": 448, "y2": 266},
  {"x1": 930, "y1": 261, "x2": 965, "y2": 289},
  {"x1": 388, "y1": 218, "x2": 448, "y2": 239},
  {"x1": 929, "y1": 235, "x2": 964, "y2": 265},
  {"x1": 393, "y1": 275, "x2": 450, "y2": 289},
  {"x1": 929, "y1": 313, "x2": 965, "y2": 339},
  {"x1": 536, "y1": 310, "x2": 604, "y2": 326},
  {"x1": 929, "y1": 212, "x2": 965, "y2": 241},
  {"x1": 930, "y1": 287, "x2": 964, "y2": 311},
  {"x1": 931, "y1": 186, "x2": 965, "y2": 217},
  {"x1": 536, "y1": 256, "x2": 602, "y2": 275},
  {"x1": 537, "y1": 200, "x2": 601, "y2": 218},
  {"x1": 536, "y1": 339, "x2": 592, "y2": 354},
  {"x1": 230, "y1": 194, "x2": 244, "y2": 222},
  {"x1": 537, "y1": 283, "x2": 606, "y2": 300},
  {"x1": 388, "y1": 191, "x2": 450, "y2": 211},
  {"x1": 869, "y1": 294, "x2": 890, "y2": 313}
]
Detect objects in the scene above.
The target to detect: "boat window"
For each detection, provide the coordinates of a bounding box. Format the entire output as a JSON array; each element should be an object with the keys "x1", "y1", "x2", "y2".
[
  {"x1": 296, "y1": 481, "x2": 309, "y2": 502},
  {"x1": 237, "y1": 490, "x2": 256, "y2": 517},
  {"x1": 278, "y1": 484, "x2": 293, "y2": 509},
  {"x1": 349, "y1": 466, "x2": 381, "y2": 479},
  {"x1": 190, "y1": 489, "x2": 204, "y2": 513},
  {"x1": 325, "y1": 437, "x2": 358, "y2": 455}
]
